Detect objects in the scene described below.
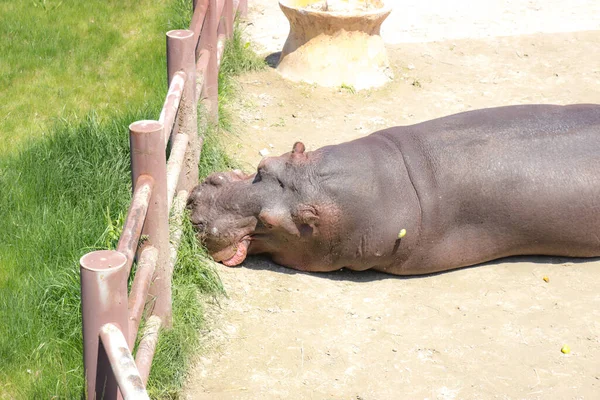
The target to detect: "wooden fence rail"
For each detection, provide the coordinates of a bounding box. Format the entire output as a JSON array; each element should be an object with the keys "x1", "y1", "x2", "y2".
[{"x1": 79, "y1": 0, "x2": 246, "y2": 397}]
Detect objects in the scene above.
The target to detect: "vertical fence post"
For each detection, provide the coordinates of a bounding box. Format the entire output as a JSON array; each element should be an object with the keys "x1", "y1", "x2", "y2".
[
  {"x1": 199, "y1": 0, "x2": 219, "y2": 122},
  {"x1": 167, "y1": 29, "x2": 200, "y2": 193},
  {"x1": 129, "y1": 120, "x2": 171, "y2": 327},
  {"x1": 221, "y1": 0, "x2": 234, "y2": 38},
  {"x1": 238, "y1": 0, "x2": 248, "y2": 17},
  {"x1": 193, "y1": 0, "x2": 208, "y2": 62},
  {"x1": 80, "y1": 250, "x2": 128, "y2": 400}
]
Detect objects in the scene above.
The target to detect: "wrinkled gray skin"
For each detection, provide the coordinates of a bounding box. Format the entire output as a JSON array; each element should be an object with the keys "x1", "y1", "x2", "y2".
[{"x1": 187, "y1": 104, "x2": 600, "y2": 275}]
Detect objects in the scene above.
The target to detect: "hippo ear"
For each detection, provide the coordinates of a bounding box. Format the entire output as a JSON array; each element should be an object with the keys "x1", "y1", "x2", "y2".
[
  {"x1": 259, "y1": 208, "x2": 300, "y2": 237},
  {"x1": 292, "y1": 142, "x2": 305, "y2": 154},
  {"x1": 291, "y1": 142, "x2": 307, "y2": 161}
]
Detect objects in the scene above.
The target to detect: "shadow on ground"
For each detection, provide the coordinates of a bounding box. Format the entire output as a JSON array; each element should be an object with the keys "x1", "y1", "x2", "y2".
[
  {"x1": 236, "y1": 253, "x2": 599, "y2": 283},
  {"x1": 264, "y1": 52, "x2": 281, "y2": 68}
]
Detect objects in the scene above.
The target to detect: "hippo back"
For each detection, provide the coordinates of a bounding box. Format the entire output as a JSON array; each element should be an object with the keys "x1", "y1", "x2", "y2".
[{"x1": 379, "y1": 104, "x2": 600, "y2": 274}]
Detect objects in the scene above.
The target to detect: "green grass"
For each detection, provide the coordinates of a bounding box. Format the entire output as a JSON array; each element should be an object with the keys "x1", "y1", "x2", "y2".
[
  {"x1": 0, "y1": 0, "x2": 265, "y2": 397},
  {"x1": 218, "y1": 21, "x2": 266, "y2": 132},
  {"x1": 0, "y1": 112, "x2": 143, "y2": 397},
  {"x1": 0, "y1": 0, "x2": 188, "y2": 154}
]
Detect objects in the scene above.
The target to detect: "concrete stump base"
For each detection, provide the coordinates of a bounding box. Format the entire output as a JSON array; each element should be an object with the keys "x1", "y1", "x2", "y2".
[{"x1": 277, "y1": 0, "x2": 393, "y2": 90}]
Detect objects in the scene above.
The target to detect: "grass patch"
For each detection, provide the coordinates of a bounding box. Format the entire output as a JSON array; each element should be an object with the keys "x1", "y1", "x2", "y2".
[
  {"x1": 218, "y1": 21, "x2": 266, "y2": 132},
  {"x1": 339, "y1": 83, "x2": 356, "y2": 94},
  {"x1": 0, "y1": 2, "x2": 264, "y2": 397},
  {"x1": 0, "y1": 0, "x2": 190, "y2": 154},
  {"x1": 0, "y1": 0, "x2": 193, "y2": 397},
  {"x1": 0, "y1": 111, "x2": 147, "y2": 398},
  {"x1": 219, "y1": 22, "x2": 266, "y2": 77}
]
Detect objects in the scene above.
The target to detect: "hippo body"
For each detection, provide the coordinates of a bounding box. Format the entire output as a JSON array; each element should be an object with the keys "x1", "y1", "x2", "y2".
[{"x1": 188, "y1": 104, "x2": 600, "y2": 275}]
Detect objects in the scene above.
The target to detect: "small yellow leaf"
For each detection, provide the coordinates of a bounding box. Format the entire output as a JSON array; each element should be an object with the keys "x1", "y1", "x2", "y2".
[{"x1": 397, "y1": 229, "x2": 406, "y2": 239}]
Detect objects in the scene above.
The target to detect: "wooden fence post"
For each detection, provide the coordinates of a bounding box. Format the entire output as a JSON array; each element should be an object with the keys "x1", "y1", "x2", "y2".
[
  {"x1": 80, "y1": 250, "x2": 129, "y2": 400},
  {"x1": 199, "y1": 0, "x2": 219, "y2": 122},
  {"x1": 129, "y1": 120, "x2": 171, "y2": 327},
  {"x1": 221, "y1": 0, "x2": 234, "y2": 38},
  {"x1": 238, "y1": 0, "x2": 248, "y2": 17},
  {"x1": 167, "y1": 29, "x2": 200, "y2": 193}
]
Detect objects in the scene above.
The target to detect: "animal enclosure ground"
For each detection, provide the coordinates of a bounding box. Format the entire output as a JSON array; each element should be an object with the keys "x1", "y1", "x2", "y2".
[{"x1": 184, "y1": 1, "x2": 600, "y2": 398}]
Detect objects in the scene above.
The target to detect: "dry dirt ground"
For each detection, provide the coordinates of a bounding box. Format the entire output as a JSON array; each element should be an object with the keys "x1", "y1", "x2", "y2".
[{"x1": 184, "y1": 1, "x2": 600, "y2": 399}]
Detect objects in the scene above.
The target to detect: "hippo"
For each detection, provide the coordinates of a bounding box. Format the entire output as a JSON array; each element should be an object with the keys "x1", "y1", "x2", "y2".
[{"x1": 187, "y1": 104, "x2": 600, "y2": 275}]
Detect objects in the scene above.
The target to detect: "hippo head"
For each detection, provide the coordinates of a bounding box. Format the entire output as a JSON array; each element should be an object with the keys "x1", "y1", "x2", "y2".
[{"x1": 187, "y1": 142, "x2": 331, "y2": 269}]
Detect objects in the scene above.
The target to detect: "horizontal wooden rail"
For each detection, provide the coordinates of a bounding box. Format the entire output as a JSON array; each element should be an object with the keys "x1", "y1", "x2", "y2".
[
  {"x1": 100, "y1": 324, "x2": 150, "y2": 400},
  {"x1": 159, "y1": 71, "x2": 187, "y2": 147},
  {"x1": 135, "y1": 315, "x2": 163, "y2": 386},
  {"x1": 127, "y1": 246, "x2": 159, "y2": 348},
  {"x1": 116, "y1": 175, "x2": 154, "y2": 271},
  {"x1": 195, "y1": 49, "x2": 211, "y2": 102},
  {"x1": 217, "y1": 0, "x2": 226, "y2": 20},
  {"x1": 166, "y1": 133, "x2": 190, "y2": 211},
  {"x1": 169, "y1": 189, "x2": 189, "y2": 269},
  {"x1": 217, "y1": 33, "x2": 227, "y2": 67}
]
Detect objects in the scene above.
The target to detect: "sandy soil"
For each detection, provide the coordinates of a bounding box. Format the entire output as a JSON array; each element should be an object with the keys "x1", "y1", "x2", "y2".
[{"x1": 184, "y1": 1, "x2": 600, "y2": 398}]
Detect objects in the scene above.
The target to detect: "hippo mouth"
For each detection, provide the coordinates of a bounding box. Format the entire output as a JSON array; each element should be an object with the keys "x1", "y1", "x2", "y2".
[{"x1": 217, "y1": 236, "x2": 251, "y2": 267}]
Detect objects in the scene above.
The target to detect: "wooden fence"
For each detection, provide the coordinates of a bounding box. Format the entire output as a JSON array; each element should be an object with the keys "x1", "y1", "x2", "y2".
[{"x1": 79, "y1": 0, "x2": 246, "y2": 397}]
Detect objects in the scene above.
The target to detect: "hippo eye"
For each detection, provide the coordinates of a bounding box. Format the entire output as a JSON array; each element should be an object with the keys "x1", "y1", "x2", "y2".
[{"x1": 192, "y1": 220, "x2": 206, "y2": 232}]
